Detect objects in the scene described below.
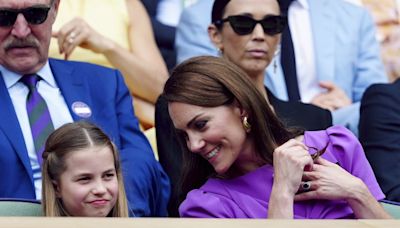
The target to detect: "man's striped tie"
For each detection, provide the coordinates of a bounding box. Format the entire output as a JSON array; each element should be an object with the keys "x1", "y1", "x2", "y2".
[{"x1": 21, "y1": 74, "x2": 54, "y2": 165}]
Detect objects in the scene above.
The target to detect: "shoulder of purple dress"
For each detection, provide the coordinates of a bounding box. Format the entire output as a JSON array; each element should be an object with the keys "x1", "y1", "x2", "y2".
[
  {"x1": 325, "y1": 126, "x2": 362, "y2": 155},
  {"x1": 305, "y1": 126, "x2": 358, "y2": 147},
  {"x1": 304, "y1": 125, "x2": 363, "y2": 161},
  {"x1": 179, "y1": 181, "x2": 238, "y2": 218},
  {"x1": 199, "y1": 178, "x2": 228, "y2": 192},
  {"x1": 325, "y1": 125, "x2": 358, "y2": 142}
]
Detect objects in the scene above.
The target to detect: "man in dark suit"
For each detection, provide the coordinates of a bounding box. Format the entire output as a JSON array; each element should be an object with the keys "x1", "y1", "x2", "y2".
[
  {"x1": 0, "y1": 0, "x2": 169, "y2": 216},
  {"x1": 359, "y1": 80, "x2": 400, "y2": 202}
]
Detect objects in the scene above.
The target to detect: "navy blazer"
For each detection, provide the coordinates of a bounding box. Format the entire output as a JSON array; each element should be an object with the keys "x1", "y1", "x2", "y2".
[
  {"x1": 359, "y1": 80, "x2": 400, "y2": 202},
  {"x1": 0, "y1": 58, "x2": 170, "y2": 216}
]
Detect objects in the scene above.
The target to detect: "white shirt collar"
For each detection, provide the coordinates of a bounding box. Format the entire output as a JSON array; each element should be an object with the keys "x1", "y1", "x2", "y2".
[{"x1": 1, "y1": 61, "x2": 57, "y2": 89}]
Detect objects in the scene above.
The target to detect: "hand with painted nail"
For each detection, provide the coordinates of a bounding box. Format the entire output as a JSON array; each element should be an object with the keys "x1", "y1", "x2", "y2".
[
  {"x1": 295, "y1": 157, "x2": 363, "y2": 201},
  {"x1": 293, "y1": 156, "x2": 390, "y2": 218}
]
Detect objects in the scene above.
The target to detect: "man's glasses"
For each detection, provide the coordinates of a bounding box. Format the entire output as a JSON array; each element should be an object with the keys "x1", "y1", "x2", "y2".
[
  {"x1": 214, "y1": 15, "x2": 287, "y2": 36},
  {"x1": 0, "y1": 5, "x2": 52, "y2": 27}
]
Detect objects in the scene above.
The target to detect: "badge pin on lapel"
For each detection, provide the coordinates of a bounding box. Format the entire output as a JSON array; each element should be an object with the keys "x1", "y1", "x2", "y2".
[{"x1": 72, "y1": 101, "x2": 92, "y2": 118}]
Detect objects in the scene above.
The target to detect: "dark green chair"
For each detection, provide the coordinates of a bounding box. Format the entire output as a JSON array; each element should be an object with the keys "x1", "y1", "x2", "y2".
[
  {"x1": 0, "y1": 198, "x2": 42, "y2": 216},
  {"x1": 381, "y1": 199, "x2": 400, "y2": 219}
]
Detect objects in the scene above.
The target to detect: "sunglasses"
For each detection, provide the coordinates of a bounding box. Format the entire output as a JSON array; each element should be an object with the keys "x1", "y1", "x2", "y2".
[
  {"x1": 0, "y1": 5, "x2": 52, "y2": 27},
  {"x1": 214, "y1": 15, "x2": 287, "y2": 36}
]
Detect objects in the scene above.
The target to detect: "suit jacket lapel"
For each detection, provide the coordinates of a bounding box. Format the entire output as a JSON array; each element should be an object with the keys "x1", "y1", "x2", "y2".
[
  {"x1": 0, "y1": 72, "x2": 34, "y2": 183},
  {"x1": 49, "y1": 59, "x2": 93, "y2": 122},
  {"x1": 309, "y1": 0, "x2": 335, "y2": 82}
]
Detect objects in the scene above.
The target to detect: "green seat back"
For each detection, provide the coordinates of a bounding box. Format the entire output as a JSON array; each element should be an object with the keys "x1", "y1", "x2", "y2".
[
  {"x1": 0, "y1": 199, "x2": 42, "y2": 216},
  {"x1": 381, "y1": 201, "x2": 400, "y2": 219}
]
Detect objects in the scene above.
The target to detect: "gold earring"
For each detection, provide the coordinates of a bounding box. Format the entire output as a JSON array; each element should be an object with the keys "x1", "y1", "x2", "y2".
[{"x1": 242, "y1": 116, "x2": 252, "y2": 133}]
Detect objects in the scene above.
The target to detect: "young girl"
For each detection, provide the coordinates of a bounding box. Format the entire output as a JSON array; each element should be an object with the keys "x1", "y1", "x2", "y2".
[{"x1": 41, "y1": 121, "x2": 129, "y2": 217}]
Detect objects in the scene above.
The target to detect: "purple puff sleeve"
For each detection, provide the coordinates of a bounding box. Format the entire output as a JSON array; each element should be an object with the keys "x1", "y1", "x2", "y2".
[
  {"x1": 304, "y1": 126, "x2": 385, "y2": 202},
  {"x1": 298, "y1": 126, "x2": 385, "y2": 219},
  {"x1": 324, "y1": 126, "x2": 385, "y2": 200}
]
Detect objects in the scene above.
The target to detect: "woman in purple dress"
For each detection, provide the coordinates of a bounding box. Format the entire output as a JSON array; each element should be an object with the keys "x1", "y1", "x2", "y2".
[{"x1": 163, "y1": 55, "x2": 390, "y2": 218}]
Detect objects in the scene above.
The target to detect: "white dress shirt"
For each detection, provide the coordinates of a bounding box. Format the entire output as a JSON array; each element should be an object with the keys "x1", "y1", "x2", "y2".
[
  {"x1": 289, "y1": 0, "x2": 324, "y2": 102},
  {"x1": 1, "y1": 62, "x2": 73, "y2": 199},
  {"x1": 156, "y1": 0, "x2": 184, "y2": 26}
]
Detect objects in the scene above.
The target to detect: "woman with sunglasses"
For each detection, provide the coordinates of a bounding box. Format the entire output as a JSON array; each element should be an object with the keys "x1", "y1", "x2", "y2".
[
  {"x1": 165, "y1": 55, "x2": 389, "y2": 219},
  {"x1": 207, "y1": 0, "x2": 321, "y2": 124}
]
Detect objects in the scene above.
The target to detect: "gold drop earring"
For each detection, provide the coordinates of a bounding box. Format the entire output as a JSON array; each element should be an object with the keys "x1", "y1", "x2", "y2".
[{"x1": 242, "y1": 116, "x2": 252, "y2": 133}]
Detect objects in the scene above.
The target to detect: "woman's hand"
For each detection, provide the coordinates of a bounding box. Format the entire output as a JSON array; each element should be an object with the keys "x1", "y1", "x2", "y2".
[
  {"x1": 295, "y1": 157, "x2": 392, "y2": 218},
  {"x1": 310, "y1": 81, "x2": 351, "y2": 111},
  {"x1": 268, "y1": 138, "x2": 313, "y2": 218},
  {"x1": 294, "y1": 157, "x2": 363, "y2": 201},
  {"x1": 272, "y1": 139, "x2": 314, "y2": 196},
  {"x1": 52, "y1": 18, "x2": 114, "y2": 60}
]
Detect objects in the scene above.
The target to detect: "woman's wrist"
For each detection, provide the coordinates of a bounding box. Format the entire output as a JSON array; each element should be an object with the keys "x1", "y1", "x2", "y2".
[
  {"x1": 273, "y1": 178, "x2": 298, "y2": 196},
  {"x1": 345, "y1": 178, "x2": 391, "y2": 218},
  {"x1": 345, "y1": 177, "x2": 369, "y2": 203},
  {"x1": 269, "y1": 183, "x2": 295, "y2": 218},
  {"x1": 99, "y1": 37, "x2": 117, "y2": 55},
  {"x1": 270, "y1": 180, "x2": 296, "y2": 205}
]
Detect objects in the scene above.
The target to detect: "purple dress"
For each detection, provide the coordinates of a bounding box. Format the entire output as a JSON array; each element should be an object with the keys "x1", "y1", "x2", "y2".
[{"x1": 179, "y1": 126, "x2": 385, "y2": 218}]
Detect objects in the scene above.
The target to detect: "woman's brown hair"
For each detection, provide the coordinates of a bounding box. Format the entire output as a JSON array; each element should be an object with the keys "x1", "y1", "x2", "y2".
[{"x1": 163, "y1": 56, "x2": 301, "y2": 202}]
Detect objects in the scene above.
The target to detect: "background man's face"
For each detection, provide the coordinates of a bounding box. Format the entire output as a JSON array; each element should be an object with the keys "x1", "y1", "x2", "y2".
[{"x1": 0, "y1": 0, "x2": 58, "y2": 74}]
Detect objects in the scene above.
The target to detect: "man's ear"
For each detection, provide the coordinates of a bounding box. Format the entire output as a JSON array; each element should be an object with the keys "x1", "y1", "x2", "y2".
[
  {"x1": 52, "y1": 180, "x2": 61, "y2": 197},
  {"x1": 50, "y1": 0, "x2": 60, "y2": 23},
  {"x1": 208, "y1": 24, "x2": 224, "y2": 52}
]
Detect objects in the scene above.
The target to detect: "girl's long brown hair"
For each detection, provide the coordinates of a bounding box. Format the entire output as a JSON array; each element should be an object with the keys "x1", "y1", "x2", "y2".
[{"x1": 41, "y1": 121, "x2": 129, "y2": 217}]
